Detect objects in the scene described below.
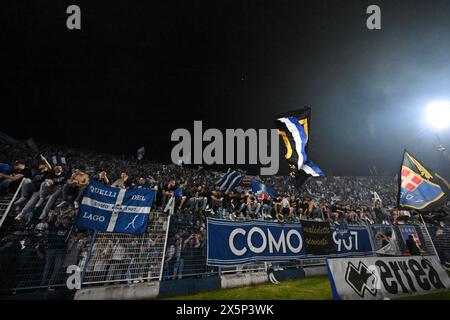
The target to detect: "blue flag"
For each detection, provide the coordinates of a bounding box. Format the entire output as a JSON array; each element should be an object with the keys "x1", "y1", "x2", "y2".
[
  {"x1": 398, "y1": 150, "x2": 448, "y2": 211},
  {"x1": 0, "y1": 163, "x2": 11, "y2": 174},
  {"x1": 75, "y1": 180, "x2": 156, "y2": 234},
  {"x1": 251, "y1": 180, "x2": 276, "y2": 198},
  {"x1": 216, "y1": 169, "x2": 242, "y2": 193}
]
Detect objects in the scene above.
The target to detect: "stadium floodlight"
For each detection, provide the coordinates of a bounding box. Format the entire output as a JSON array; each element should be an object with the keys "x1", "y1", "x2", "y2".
[{"x1": 426, "y1": 100, "x2": 450, "y2": 130}]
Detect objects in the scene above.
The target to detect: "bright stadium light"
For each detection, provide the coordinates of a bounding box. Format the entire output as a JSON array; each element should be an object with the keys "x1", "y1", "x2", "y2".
[{"x1": 426, "y1": 100, "x2": 450, "y2": 130}]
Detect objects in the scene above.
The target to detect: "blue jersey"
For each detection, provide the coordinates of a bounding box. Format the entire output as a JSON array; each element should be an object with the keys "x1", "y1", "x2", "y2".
[{"x1": 0, "y1": 163, "x2": 11, "y2": 175}]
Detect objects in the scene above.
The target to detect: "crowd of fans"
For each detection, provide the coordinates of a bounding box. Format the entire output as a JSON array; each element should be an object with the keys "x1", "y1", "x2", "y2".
[{"x1": 0, "y1": 142, "x2": 449, "y2": 293}]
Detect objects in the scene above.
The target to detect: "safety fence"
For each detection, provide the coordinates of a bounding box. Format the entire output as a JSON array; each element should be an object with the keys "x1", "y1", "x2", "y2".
[
  {"x1": 164, "y1": 211, "x2": 268, "y2": 279},
  {"x1": 0, "y1": 179, "x2": 23, "y2": 230},
  {"x1": 0, "y1": 185, "x2": 448, "y2": 297},
  {"x1": 81, "y1": 213, "x2": 169, "y2": 286},
  {"x1": 424, "y1": 223, "x2": 450, "y2": 263}
]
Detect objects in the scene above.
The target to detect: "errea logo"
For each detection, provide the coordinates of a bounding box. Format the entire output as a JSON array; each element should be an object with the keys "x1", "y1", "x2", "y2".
[{"x1": 345, "y1": 261, "x2": 379, "y2": 298}]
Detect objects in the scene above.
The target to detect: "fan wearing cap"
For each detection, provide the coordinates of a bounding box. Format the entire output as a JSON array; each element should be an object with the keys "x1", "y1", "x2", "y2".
[{"x1": 56, "y1": 164, "x2": 89, "y2": 209}]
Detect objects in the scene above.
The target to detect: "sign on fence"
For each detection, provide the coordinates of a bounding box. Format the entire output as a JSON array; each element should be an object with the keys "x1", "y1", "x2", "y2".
[
  {"x1": 302, "y1": 220, "x2": 335, "y2": 255},
  {"x1": 398, "y1": 225, "x2": 423, "y2": 249},
  {"x1": 207, "y1": 218, "x2": 374, "y2": 266},
  {"x1": 330, "y1": 224, "x2": 373, "y2": 257},
  {"x1": 327, "y1": 255, "x2": 450, "y2": 300},
  {"x1": 75, "y1": 180, "x2": 156, "y2": 234},
  {"x1": 207, "y1": 218, "x2": 306, "y2": 265}
]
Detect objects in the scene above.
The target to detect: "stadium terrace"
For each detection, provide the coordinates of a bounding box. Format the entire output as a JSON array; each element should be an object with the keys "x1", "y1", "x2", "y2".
[{"x1": 0, "y1": 140, "x2": 448, "y2": 300}]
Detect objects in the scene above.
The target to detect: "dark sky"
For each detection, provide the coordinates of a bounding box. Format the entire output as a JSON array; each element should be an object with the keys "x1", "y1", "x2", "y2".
[{"x1": 1, "y1": 0, "x2": 450, "y2": 177}]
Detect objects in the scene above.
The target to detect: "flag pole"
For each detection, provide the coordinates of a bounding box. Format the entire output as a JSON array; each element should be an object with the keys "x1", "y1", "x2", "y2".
[
  {"x1": 419, "y1": 214, "x2": 440, "y2": 261},
  {"x1": 80, "y1": 229, "x2": 97, "y2": 285},
  {"x1": 396, "y1": 150, "x2": 406, "y2": 210},
  {"x1": 159, "y1": 214, "x2": 171, "y2": 281}
]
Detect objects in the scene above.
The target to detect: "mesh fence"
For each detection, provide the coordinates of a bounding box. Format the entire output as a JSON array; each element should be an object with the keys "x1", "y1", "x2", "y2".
[
  {"x1": 163, "y1": 211, "x2": 217, "y2": 279},
  {"x1": 425, "y1": 224, "x2": 450, "y2": 263},
  {"x1": 415, "y1": 223, "x2": 439, "y2": 256},
  {"x1": 164, "y1": 214, "x2": 352, "y2": 277},
  {"x1": 82, "y1": 212, "x2": 169, "y2": 286},
  {"x1": 0, "y1": 216, "x2": 93, "y2": 293},
  {"x1": 0, "y1": 197, "x2": 168, "y2": 294},
  {"x1": 1, "y1": 181, "x2": 447, "y2": 296},
  {"x1": 392, "y1": 224, "x2": 431, "y2": 256},
  {"x1": 0, "y1": 181, "x2": 88, "y2": 294},
  {"x1": 137, "y1": 212, "x2": 442, "y2": 282}
]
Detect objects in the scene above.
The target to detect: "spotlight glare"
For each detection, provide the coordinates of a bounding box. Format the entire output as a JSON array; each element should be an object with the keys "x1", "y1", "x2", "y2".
[{"x1": 426, "y1": 101, "x2": 450, "y2": 130}]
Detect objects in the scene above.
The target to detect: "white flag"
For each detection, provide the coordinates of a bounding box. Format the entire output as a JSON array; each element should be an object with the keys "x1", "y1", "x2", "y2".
[{"x1": 164, "y1": 195, "x2": 175, "y2": 215}]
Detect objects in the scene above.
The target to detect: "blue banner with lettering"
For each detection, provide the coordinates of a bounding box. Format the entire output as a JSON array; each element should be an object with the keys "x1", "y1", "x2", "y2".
[
  {"x1": 75, "y1": 180, "x2": 156, "y2": 234},
  {"x1": 329, "y1": 224, "x2": 374, "y2": 257},
  {"x1": 207, "y1": 218, "x2": 374, "y2": 266}
]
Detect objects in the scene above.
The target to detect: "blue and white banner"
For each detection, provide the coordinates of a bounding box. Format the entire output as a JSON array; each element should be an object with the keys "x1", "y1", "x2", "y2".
[
  {"x1": 75, "y1": 180, "x2": 156, "y2": 234},
  {"x1": 216, "y1": 169, "x2": 242, "y2": 194},
  {"x1": 207, "y1": 218, "x2": 374, "y2": 266}
]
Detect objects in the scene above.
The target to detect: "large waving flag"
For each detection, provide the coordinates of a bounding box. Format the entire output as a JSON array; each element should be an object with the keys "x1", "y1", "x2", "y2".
[
  {"x1": 216, "y1": 169, "x2": 242, "y2": 193},
  {"x1": 275, "y1": 107, "x2": 324, "y2": 191},
  {"x1": 398, "y1": 150, "x2": 448, "y2": 211},
  {"x1": 75, "y1": 180, "x2": 156, "y2": 234}
]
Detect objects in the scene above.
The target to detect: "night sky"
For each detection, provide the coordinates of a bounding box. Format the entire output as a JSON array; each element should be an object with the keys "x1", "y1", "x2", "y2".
[{"x1": 1, "y1": 0, "x2": 450, "y2": 177}]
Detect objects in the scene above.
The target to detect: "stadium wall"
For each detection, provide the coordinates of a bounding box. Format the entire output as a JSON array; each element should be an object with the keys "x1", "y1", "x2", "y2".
[{"x1": 74, "y1": 269, "x2": 309, "y2": 300}]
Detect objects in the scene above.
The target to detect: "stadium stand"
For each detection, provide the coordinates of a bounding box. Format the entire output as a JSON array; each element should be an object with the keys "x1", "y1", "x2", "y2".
[{"x1": 0, "y1": 141, "x2": 449, "y2": 298}]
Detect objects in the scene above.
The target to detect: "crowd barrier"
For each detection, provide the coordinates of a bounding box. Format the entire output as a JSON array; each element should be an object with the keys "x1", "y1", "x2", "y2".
[
  {"x1": 81, "y1": 213, "x2": 169, "y2": 286},
  {"x1": 424, "y1": 223, "x2": 450, "y2": 262},
  {"x1": 0, "y1": 183, "x2": 449, "y2": 297}
]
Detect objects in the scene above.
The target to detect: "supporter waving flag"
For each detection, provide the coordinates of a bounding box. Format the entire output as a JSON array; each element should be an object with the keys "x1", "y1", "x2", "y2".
[
  {"x1": 398, "y1": 150, "x2": 449, "y2": 211},
  {"x1": 275, "y1": 107, "x2": 324, "y2": 191},
  {"x1": 215, "y1": 168, "x2": 242, "y2": 193}
]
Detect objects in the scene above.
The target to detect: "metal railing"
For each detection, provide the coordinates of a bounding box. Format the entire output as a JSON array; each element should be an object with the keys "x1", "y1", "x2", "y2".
[
  {"x1": 11, "y1": 228, "x2": 92, "y2": 292},
  {"x1": 163, "y1": 211, "x2": 218, "y2": 280},
  {"x1": 81, "y1": 213, "x2": 169, "y2": 286},
  {"x1": 424, "y1": 223, "x2": 450, "y2": 263},
  {"x1": 0, "y1": 179, "x2": 23, "y2": 230}
]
